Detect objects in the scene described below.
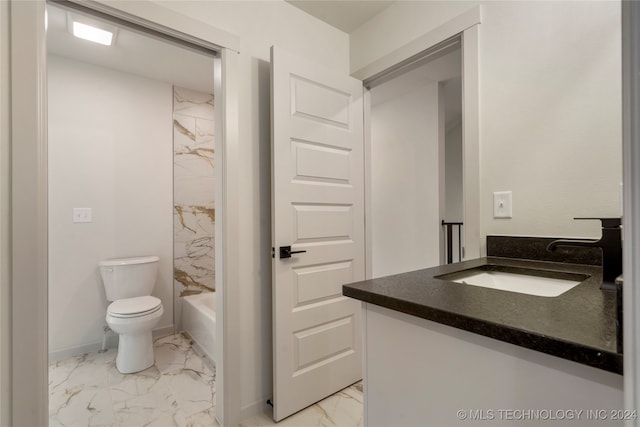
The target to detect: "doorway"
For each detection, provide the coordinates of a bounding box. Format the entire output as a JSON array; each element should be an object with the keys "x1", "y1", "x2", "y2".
[
  {"x1": 367, "y1": 44, "x2": 462, "y2": 278},
  {"x1": 45, "y1": 2, "x2": 218, "y2": 424},
  {"x1": 360, "y1": 22, "x2": 481, "y2": 281}
]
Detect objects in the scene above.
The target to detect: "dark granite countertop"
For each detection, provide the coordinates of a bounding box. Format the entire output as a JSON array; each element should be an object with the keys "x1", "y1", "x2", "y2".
[{"x1": 343, "y1": 256, "x2": 622, "y2": 374}]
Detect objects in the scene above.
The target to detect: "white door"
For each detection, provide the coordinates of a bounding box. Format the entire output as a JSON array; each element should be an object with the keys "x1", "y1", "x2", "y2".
[{"x1": 271, "y1": 46, "x2": 365, "y2": 421}]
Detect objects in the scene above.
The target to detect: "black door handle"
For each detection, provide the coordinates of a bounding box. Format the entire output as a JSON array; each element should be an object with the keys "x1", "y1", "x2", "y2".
[{"x1": 279, "y1": 246, "x2": 307, "y2": 259}]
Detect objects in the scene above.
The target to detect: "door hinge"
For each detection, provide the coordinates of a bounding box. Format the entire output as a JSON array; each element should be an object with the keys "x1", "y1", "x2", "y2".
[{"x1": 272, "y1": 247, "x2": 275, "y2": 258}]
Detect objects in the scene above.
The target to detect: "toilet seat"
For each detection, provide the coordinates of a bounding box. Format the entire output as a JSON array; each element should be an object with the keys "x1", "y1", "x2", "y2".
[{"x1": 108, "y1": 296, "x2": 162, "y2": 318}]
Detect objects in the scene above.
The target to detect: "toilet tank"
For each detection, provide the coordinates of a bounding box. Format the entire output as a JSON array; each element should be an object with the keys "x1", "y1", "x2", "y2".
[{"x1": 99, "y1": 256, "x2": 159, "y2": 301}]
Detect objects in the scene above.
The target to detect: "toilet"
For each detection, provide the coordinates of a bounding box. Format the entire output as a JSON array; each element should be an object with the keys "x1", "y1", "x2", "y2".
[{"x1": 99, "y1": 256, "x2": 163, "y2": 374}]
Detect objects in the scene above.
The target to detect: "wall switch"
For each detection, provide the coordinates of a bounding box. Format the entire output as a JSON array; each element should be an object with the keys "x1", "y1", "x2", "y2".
[
  {"x1": 493, "y1": 191, "x2": 512, "y2": 218},
  {"x1": 72, "y1": 207, "x2": 92, "y2": 223}
]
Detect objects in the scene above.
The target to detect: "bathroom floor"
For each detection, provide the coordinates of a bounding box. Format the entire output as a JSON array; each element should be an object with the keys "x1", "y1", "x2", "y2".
[
  {"x1": 240, "y1": 382, "x2": 363, "y2": 427},
  {"x1": 49, "y1": 333, "x2": 216, "y2": 427},
  {"x1": 49, "y1": 333, "x2": 363, "y2": 427}
]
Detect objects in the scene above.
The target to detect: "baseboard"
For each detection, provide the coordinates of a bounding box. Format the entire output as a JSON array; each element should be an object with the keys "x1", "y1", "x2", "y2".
[
  {"x1": 152, "y1": 325, "x2": 176, "y2": 339},
  {"x1": 48, "y1": 335, "x2": 118, "y2": 363},
  {"x1": 240, "y1": 396, "x2": 272, "y2": 423},
  {"x1": 49, "y1": 324, "x2": 176, "y2": 363}
]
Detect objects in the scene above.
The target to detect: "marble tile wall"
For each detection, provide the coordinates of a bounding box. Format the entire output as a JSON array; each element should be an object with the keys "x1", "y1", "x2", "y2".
[{"x1": 173, "y1": 86, "x2": 215, "y2": 305}]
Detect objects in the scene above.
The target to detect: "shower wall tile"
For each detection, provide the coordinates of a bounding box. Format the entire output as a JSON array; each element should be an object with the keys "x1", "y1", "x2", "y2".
[
  {"x1": 173, "y1": 114, "x2": 197, "y2": 151},
  {"x1": 174, "y1": 205, "x2": 215, "y2": 296},
  {"x1": 174, "y1": 177, "x2": 216, "y2": 208},
  {"x1": 174, "y1": 115, "x2": 214, "y2": 152},
  {"x1": 174, "y1": 87, "x2": 215, "y2": 120},
  {"x1": 172, "y1": 91, "x2": 215, "y2": 210},
  {"x1": 174, "y1": 114, "x2": 215, "y2": 207},
  {"x1": 173, "y1": 86, "x2": 215, "y2": 307},
  {"x1": 196, "y1": 118, "x2": 215, "y2": 145}
]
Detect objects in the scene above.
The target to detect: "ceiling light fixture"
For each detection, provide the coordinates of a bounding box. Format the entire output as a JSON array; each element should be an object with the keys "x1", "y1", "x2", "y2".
[
  {"x1": 72, "y1": 21, "x2": 114, "y2": 46},
  {"x1": 66, "y1": 12, "x2": 118, "y2": 46}
]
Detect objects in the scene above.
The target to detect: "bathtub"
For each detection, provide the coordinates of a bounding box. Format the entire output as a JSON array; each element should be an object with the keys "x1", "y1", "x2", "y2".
[{"x1": 182, "y1": 292, "x2": 216, "y2": 365}]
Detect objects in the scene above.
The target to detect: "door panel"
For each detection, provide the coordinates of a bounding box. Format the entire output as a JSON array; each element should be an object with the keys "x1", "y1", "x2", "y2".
[
  {"x1": 291, "y1": 76, "x2": 352, "y2": 127},
  {"x1": 293, "y1": 140, "x2": 351, "y2": 183},
  {"x1": 293, "y1": 203, "x2": 353, "y2": 242},
  {"x1": 294, "y1": 315, "x2": 355, "y2": 370},
  {"x1": 293, "y1": 261, "x2": 353, "y2": 306},
  {"x1": 271, "y1": 46, "x2": 364, "y2": 421}
]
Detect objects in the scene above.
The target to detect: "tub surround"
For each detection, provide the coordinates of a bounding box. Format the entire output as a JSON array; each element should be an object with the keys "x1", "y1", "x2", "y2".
[
  {"x1": 174, "y1": 205, "x2": 215, "y2": 295},
  {"x1": 173, "y1": 86, "x2": 216, "y2": 300},
  {"x1": 343, "y1": 237, "x2": 621, "y2": 374}
]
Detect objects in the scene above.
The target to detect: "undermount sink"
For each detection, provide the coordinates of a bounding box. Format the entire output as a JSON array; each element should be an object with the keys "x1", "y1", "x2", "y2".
[{"x1": 435, "y1": 265, "x2": 590, "y2": 297}]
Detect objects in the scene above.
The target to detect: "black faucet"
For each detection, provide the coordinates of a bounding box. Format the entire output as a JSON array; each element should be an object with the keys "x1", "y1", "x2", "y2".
[{"x1": 546, "y1": 218, "x2": 622, "y2": 291}]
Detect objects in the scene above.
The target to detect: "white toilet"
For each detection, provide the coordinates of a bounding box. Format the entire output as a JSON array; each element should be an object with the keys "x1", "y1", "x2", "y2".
[{"x1": 99, "y1": 256, "x2": 164, "y2": 374}]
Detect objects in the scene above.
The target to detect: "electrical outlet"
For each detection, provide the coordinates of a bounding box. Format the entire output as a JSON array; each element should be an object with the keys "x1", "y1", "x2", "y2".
[
  {"x1": 73, "y1": 207, "x2": 92, "y2": 223},
  {"x1": 493, "y1": 191, "x2": 512, "y2": 218}
]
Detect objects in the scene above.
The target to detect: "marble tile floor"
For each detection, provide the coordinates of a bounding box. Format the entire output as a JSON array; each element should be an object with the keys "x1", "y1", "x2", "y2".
[
  {"x1": 240, "y1": 382, "x2": 363, "y2": 427},
  {"x1": 49, "y1": 331, "x2": 363, "y2": 427},
  {"x1": 49, "y1": 333, "x2": 216, "y2": 427}
]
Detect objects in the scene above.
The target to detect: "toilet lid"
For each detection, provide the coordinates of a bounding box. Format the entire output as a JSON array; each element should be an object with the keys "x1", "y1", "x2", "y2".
[{"x1": 108, "y1": 296, "x2": 162, "y2": 317}]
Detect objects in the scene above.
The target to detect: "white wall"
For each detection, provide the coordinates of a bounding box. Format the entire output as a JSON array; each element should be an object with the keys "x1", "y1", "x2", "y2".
[
  {"x1": 351, "y1": 1, "x2": 476, "y2": 75},
  {"x1": 353, "y1": 1, "x2": 622, "y2": 248},
  {"x1": 445, "y1": 121, "x2": 463, "y2": 222},
  {"x1": 371, "y1": 81, "x2": 441, "y2": 278},
  {"x1": 47, "y1": 55, "x2": 174, "y2": 356},
  {"x1": 140, "y1": 0, "x2": 351, "y2": 418}
]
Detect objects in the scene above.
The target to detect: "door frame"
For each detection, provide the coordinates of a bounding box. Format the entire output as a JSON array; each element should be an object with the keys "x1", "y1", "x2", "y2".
[
  {"x1": 358, "y1": 6, "x2": 482, "y2": 280},
  {"x1": 622, "y1": 0, "x2": 640, "y2": 418},
  {"x1": 358, "y1": 12, "x2": 480, "y2": 424},
  {"x1": 6, "y1": 1, "x2": 241, "y2": 426}
]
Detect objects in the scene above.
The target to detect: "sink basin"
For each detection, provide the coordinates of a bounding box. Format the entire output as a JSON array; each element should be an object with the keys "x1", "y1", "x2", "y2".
[{"x1": 435, "y1": 265, "x2": 590, "y2": 297}]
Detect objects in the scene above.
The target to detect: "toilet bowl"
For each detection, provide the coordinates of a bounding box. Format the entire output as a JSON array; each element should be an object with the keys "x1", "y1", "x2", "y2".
[
  {"x1": 106, "y1": 295, "x2": 163, "y2": 373},
  {"x1": 99, "y1": 256, "x2": 163, "y2": 374}
]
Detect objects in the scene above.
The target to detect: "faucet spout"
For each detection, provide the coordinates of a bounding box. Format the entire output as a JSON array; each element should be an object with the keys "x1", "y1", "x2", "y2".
[
  {"x1": 546, "y1": 218, "x2": 622, "y2": 290},
  {"x1": 546, "y1": 238, "x2": 599, "y2": 252}
]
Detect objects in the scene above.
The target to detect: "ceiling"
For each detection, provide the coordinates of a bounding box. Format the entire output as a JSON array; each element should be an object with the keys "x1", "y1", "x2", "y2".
[
  {"x1": 46, "y1": 4, "x2": 215, "y2": 94},
  {"x1": 47, "y1": 0, "x2": 450, "y2": 104},
  {"x1": 286, "y1": 0, "x2": 394, "y2": 33}
]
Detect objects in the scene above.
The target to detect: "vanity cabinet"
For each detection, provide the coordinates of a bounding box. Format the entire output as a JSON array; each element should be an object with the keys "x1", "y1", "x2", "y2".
[
  {"x1": 344, "y1": 253, "x2": 626, "y2": 427},
  {"x1": 362, "y1": 303, "x2": 624, "y2": 427}
]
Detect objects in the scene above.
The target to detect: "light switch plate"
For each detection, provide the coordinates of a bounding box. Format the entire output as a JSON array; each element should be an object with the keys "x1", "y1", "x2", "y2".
[
  {"x1": 73, "y1": 207, "x2": 92, "y2": 223},
  {"x1": 493, "y1": 191, "x2": 512, "y2": 218}
]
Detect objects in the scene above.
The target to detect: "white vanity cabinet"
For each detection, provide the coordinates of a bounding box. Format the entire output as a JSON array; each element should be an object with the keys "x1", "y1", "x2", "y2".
[{"x1": 362, "y1": 303, "x2": 625, "y2": 427}]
